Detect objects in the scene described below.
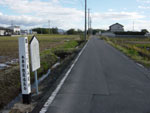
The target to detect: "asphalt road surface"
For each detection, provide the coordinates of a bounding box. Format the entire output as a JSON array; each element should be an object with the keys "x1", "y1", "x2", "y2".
[{"x1": 45, "y1": 37, "x2": 150, "y2": 113}]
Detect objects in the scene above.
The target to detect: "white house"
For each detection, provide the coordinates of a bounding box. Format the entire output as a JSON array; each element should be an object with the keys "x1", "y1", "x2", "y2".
[
  {"x1": 20, "y1": 30, "x2": 28, "y2": 35},
  {"x1": 8, "y1": 26, "x2": 21, "y2": 35},
  {"x1": 58, "y1": 29, "x2": 65, "y2": 34},
  {"x1": 0, "y1": 27, "x2": 12, "y2": 36},
  {"x1": 109, "y1": 23, "x2": 124, "y2": 32},
  {"x1": 145, "y1": 33, "x2": 150, "y2": 37},
  {"x1": 0, "y1": 27, "x2": 5, "y2": 36}
]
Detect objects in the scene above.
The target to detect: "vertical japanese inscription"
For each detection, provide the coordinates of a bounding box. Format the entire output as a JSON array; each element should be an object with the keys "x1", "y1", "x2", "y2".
[{"x1": 19, "y1": 37, "x2": 31, "y2": 95}]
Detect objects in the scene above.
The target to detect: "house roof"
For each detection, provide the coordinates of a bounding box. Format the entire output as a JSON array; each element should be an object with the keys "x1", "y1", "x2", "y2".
[
  {"x1": 0, "y1": 27, "x2": 6, "y2": 30},
  {"x1": 0, "y1": 26, "x2": 12, "y2": 30},
  {"x1": 110, "y1": 23, "x2": 124, "y2": 27},
  {"x1": 8, "y1": 26, "x2": 20, "y2": 29}
]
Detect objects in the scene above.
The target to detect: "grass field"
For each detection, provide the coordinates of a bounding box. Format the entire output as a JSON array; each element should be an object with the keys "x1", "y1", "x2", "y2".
[
  {"x1": 0, "y1": 34, "x2": 80, "y2": 63},
  {"x1": 0, "y1": 34, "x2": 83, "y2": 110},
  {"x1": 101, "y1": 36, "x2": 150, "y2": 67}
]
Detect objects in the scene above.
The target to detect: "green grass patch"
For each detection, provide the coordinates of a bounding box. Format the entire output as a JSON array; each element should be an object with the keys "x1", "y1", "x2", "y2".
[{"x1": 102, "y1": 36, "x2": 150, "y2": 67}]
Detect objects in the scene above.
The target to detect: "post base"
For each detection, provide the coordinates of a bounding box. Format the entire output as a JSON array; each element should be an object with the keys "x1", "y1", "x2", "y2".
[{"x1": 22, "y1": 93, "x2": 31, "y2": 104}]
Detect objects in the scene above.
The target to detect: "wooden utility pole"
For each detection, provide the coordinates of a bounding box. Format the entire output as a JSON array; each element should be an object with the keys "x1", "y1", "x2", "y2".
[
  {"x1": 133, "y1": 21, "x2": 135, "y2": 31},
  {"x1": 88, "y1": 8, "x2": 90, "y2": 36},
  {"x1": 85, "y1": 0, "x2": 87, "y2": 41},
  {"x1": 48, "y1": 20, "x2": 50, "y2": 34},
  {"x1": 90, "y1": 17, "x2": 92, "y2": 35}
]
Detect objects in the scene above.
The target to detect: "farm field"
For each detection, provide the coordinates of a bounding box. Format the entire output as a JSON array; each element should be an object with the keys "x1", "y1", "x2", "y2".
[
  {"x1": 0, "y1": 34, "x2": 83, "y2": 110},
  {"x1": 0, "y1": 34, "x2": 80, "y2": 63},
  {"x1": 102, "y1": 37, "x2": 150, "y2": 68}
]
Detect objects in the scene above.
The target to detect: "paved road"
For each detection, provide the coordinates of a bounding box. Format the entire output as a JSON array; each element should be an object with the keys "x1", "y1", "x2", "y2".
[{"x1": 46, "y1": 37, "x2": 150, "y2": 113}]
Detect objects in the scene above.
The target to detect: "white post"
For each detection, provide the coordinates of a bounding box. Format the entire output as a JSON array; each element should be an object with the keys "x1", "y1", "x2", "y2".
[
  {"x1": 18, "y1": 37, "x2": 31, "y2": 104},
  {"x1": 34, "y1": 70, "x2": 39, "y2": 94},
  {"x1": 30, "y1": 36, "x2": 41, "y2": 95}
]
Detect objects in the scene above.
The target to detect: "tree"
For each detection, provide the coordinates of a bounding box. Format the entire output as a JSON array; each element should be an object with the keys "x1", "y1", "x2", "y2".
[
  {"x1": 92, "y1": 29, "x2": 106, "y2": 35},
  {"x1": 67, "y1": 29, "x2": 76, "y2": 35},
  {"x1": 32, "y1": 28, "x2": 49, "y2": 34},
  {"x1": 141, "y1": 29, "x2": 149, "y2": 34},
  {"x1": 77, "y1": 29, "x2": 83, "y2": 34},
  {"x1": 52, "y1": 28, "x2": 58, "y2": 34}
]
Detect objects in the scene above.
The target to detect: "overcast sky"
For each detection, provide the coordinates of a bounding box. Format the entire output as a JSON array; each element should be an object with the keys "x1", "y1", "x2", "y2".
[{"x1": 0, "y1": 0, "x2": 149, "y2": 31}]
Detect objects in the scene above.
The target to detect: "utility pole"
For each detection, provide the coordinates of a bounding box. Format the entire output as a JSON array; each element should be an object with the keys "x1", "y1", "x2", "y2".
[
  {"x1": 88, "y1": 8, "x2": 90, "y2": 36},
  {"x1": 85, "y1": 0, "x2": 87, "y2": 41},
  {"x1": 41, "y1": 27, "x2": 42, "y2": 34},
  {"x1": 11, "y1": 20, "x2": 14, "y2": 27},
  {"x1": 133, "y1": 21, "x2": 134, "y2": 31},
  {"x1": 90, "y1": 17, "x2": 92, "y2": 35},
  {"x1": 48, "y1": 20, "x2": 50, "y2": 34}
]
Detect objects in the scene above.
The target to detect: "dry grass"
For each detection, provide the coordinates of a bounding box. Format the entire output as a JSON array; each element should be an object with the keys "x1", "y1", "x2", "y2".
[
  {"x1": 0, "y1": 34, "x2": 81, "y2": 110},
  {"x1": 0, "y1": 34, "x2": 79, "y2": 63}
]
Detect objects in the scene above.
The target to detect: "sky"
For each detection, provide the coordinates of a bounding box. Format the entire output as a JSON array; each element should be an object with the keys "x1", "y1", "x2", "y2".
[{"x1": 0, "y1": 0, "x2": 150, "y2": 31}]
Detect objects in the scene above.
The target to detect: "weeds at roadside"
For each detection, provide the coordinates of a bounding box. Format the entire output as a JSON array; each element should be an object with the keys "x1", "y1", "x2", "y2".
[
  {"x1": 0, "y1": 34, "x2": 84, "y2": 110},
  {"x1": 101, "y1": 36, "x2": 150, "y2": 67}
]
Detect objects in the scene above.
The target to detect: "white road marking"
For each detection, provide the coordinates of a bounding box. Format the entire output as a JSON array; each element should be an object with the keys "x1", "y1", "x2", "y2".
[
  {"x1": 136, "y1": 63, "x2": 145, "y2": 68},
  {"x1": 39, "y1": 41, "x2": 89, "y2": 113}
]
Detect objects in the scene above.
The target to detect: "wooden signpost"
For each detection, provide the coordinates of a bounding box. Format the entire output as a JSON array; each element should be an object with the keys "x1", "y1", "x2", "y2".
[
  {"x1": 30, "y1": 36, "x2": 40, "y2": 94},
  {"x1": 18, "y1": 37, "x2": 31, "y2": 104}
]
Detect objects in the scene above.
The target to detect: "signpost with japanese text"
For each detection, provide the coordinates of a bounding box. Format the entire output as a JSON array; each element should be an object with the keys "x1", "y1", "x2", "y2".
[
  {"x1": 30, "y1": 36, "x2": 40, "y2": 94},
  {"x1": 19, "y1": 37, "x2": 31, "y2": 104}
]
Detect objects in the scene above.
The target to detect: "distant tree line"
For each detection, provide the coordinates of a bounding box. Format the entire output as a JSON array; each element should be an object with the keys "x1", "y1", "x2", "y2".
[
  {"x1": 114, "y1": 29, "x2": 149, "y2": 36},
  {"x1": 114, "y1": 31, "x2": 149, "y2": 36},
  {"x1": 32, "y1": 28, "x2": 59, "y2": 34},
  {"x1": 66, "y1": 28, "x2": 107, "y2": 35},
  {"x1": 66, "y1": 29, "x2": 84, "y2": 35},
  {"x1": 92, "y1": 29, "x2": 107, "y2": 35}
]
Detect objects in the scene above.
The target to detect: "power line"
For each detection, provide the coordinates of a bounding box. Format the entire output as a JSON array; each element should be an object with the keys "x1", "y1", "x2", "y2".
[{"x1": 79, "y1": 0, "x2": 84, "y2": 9}]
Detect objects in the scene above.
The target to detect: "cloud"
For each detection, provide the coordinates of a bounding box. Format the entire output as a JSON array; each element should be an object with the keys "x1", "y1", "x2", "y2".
[
  {"x1": 137, "y1": 0, "x2": 150, "y2": 3},
  {"x1": 0, "y1": 0, "x2": 147, "y2": 31},
  {"x1": 125, "y1": 20, "x2": 150, "y2": 31},
  {"x1": 138, "y1": 5, "x2": 150, "y2": 9},
  {"x1": 59, "y1": 0, "x2": 77, "y2": 5},
  {"x1": 0, "y1": 13, "x2": 43, "y2": 26},
  {"x1": 92, "y1": 11, "x2": 144, "y2": 21},
  {"x1": 91, "y1": 11, "x2": 145, "y2": 31},
  {"x1": 0, "y1": 0, "x2": 84, "y2": 29}
]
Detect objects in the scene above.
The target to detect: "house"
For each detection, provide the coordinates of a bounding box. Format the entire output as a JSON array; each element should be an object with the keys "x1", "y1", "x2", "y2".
[
  {"x1": 0, "y1": 27, "x2": 5, "y2": 36},
  {"x1": 58, "y1": 29, "x2": 65, "y2": 34},
  {"x1": 0, "y1": 27, "x2": 12, "y2": 36},
  {"x1": 20, "y1": 30, "x2": 28, "y2": 35},
  {"x1": 109, "y1": 23, "x2": 124, "y2": 32},
  {"x1": 145, "y1": 33, "x2": 150, "y2": 37},
  {"x1": 8, "y1": 26, "x2": 21, "y2": 35}
]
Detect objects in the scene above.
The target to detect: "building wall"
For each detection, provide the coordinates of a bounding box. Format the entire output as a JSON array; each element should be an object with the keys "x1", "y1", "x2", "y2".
[
  {"x1": 110, "y1": 24, "x2": 124, "y2": 32},
  {"x1": 101, "y1": 32, "x2": 116, "y2": 37},
  {"x1": 8, "y1": 26, "x2": 21, "y2": 35},
  {"x1": 0, "y1": 30, "x2": 5, "y2": 36},
  {"x1": 14, "y1": 28, "x2": 21, "y2": 33}
]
